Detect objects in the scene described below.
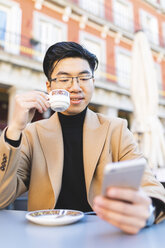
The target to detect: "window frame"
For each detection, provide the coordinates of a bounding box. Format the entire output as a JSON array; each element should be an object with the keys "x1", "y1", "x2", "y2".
[
  {"x1": 162, "y1": 22, "x2": 165, "y2": 47},
  {"x1": 115, "y1": 46, "x2": 132, "y2": 89},
  {"x1": 160, "y1": 0, "x2": 165, "y2": 9},
  {"x1": 112, "y1": 0, "x2": 134, "y2": 32},
  {"x1": 33, "y1": 11, "x2": 67, "y2": 61},
  {"x1": 139, "y1": 9, "x2": 159, "y2": 46},
  {"x1": 79, "y1": 31, "x2": 106, "y2": 80},
  {"x1": 0, "y1": 0, "x2": 22, "y2": 54},
  {"x1": 79, "y1": 0, "x2": 104, "y2": 18},
  {"x1": 0, "y1": 6, "x2": 8, "y2": 44},
  {"x1": 154, "y1": 62, "x2": 162, "y2": 90}
]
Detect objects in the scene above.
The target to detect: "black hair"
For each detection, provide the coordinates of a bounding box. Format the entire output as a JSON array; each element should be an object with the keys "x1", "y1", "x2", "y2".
[{"x1": 43, "y1": 41, "x2": 98, "y2": 80}]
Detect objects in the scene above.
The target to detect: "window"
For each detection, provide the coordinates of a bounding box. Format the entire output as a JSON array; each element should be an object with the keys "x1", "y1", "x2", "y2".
[
  {"x1": 147, "y1": 0, "x2": 158, "y2": 4},
  {"x1": 0, "y1": 9, "x2": 7, "y2": 43},
  {"x1": 79, "y1": 0, "x2": 104, "y2": 17},
  {"x1": 144, "y1": 0, "x2": 159, "y2": 8},
  {"x1": 79, "y1": 31, "x2": 106, "y2": 80},
  {"x1": 115, "y1": 47, "x2": 131, "y2": 89},
  {"x1": 0, "y1": 0, "x2": 22, "y2": 54},
  {"x1": 162, "y1": 22, "x2": 165, "y2": 47},
  {"x1": 33, "y1": 12, "x2": 67, "y2": 61},
  {"x1": 160, "y1": 0, "x2": 165, "y2": 10},
  {"x1": 139, "y1": 9, "x2": 159, "y2": 46},
  {"x1": 113, "y1": 0, "x2": 134, "y2": 32},
  {"x1": 154, "y1": 62, "x2": 162, "y2": 90}
]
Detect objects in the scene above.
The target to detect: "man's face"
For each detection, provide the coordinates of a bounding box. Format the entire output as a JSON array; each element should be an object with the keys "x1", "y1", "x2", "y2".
[{"x1": 46, "y1": 57, "x2": 95, "y2": 115}]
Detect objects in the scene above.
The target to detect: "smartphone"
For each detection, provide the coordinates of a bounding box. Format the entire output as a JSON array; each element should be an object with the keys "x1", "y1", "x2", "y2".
[{"x1": 102, "y1": 158, "x2": 146, "y2": 195}]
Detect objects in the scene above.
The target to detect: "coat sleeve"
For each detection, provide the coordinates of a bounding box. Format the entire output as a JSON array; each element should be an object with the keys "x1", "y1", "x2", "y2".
[
  {"x1": 0, "y1": 128, "x2": 31, "y2": 208},
  {"x1": 111, "y1": 118, "x2": 165, "y2": 224}
]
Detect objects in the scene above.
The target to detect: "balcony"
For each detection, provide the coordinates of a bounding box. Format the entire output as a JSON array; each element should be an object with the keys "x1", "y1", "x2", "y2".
[
  {"x1": 56, "y1": 0, "x2": 165, "y2": 53},
  {"x1": 0, "y1": 28, "x2": 126, "y2": 87},
  {"x1": 0, "y1": 27, "x2": 164, "y2": 100},
  {"x1": 65, "y1": 0, "x2": 134, "y2": 33}
]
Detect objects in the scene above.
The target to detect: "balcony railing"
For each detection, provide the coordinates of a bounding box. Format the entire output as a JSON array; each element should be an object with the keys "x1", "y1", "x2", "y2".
[
  {"x1": 67, "y1": 0, "x2": 165, "y2": 49},
  {"x1": 0, "y1": 28, "x2": 126, "y2": 83},
  {"x1": 68, "y1": 0, "x2": 135, "y2": 33},
  {"x1": 0, "y1": 27, "x2": 165, "y2": 97}
]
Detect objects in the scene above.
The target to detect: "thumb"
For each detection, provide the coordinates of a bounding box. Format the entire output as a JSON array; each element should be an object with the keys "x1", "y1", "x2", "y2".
[{"x1": 28, "y1": 108, "x2": 36, "y2": 123}]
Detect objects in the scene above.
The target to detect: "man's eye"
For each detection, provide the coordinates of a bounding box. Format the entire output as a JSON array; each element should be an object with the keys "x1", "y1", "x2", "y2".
[
  {"x1": 79, "y1": 77, "x2": 89, "y2": 81},
  {"x1": 59, "y1": 78, "x2": 70, "y2": 82}
]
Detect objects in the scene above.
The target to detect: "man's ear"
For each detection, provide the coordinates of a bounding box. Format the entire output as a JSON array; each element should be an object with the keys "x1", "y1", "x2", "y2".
[{"x1": 46, "y1": 81, "x2": 51, "y2": 93}]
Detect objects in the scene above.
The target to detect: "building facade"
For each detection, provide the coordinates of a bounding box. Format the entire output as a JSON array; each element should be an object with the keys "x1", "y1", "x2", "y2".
[{"x1": 0, "y1": 0, "x2": 165, "y2": 133}]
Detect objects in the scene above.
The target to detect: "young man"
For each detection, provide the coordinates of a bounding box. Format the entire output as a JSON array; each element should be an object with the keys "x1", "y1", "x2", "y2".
[{"x1": 0, "y1": 42, "x2": 164, "y2": 234}]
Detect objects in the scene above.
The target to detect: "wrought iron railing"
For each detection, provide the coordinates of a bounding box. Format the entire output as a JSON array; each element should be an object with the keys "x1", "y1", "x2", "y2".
[
  {"x1": 0, "y1": 28, "x2": 126, "y2": 83},
  {"x1": 0, "y1": 27, "x2": 164, "y2": 96},
  {"x1": 67, "y1": 0, "x2": 165, "y2": 48}
]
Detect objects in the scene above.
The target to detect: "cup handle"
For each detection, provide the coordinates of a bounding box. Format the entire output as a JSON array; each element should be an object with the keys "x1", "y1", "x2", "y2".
[{"x1": 46, "y1": 95, "x2": 51, "y2": 106}]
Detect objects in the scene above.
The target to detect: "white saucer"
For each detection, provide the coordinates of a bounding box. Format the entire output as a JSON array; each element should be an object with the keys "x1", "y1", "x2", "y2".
[{"x1": 26, "y1": 209, "x2": 84, "y2": 226}]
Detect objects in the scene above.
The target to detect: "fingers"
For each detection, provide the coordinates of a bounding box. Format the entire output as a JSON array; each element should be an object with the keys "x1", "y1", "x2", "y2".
[
  {"x1": 94, "y1": 196, "x2": 150, "y2": 219},
  {"x1": 8, "y1": 91, "x2": 50, "y2": 135},
  {"x1": 15, "y1": 91, "x2": 50, "y2": 114},
  {"x1": 20, "y1": 100, "x2": 47, "y2": 114},
  {"x1": 93, "y1": 188, "x2": 151, "y2": 234},
  {"x1": 93, "y1": 202, "x2": 146, "y2": 234},
  {"x1": 106, "y1": 187, "x2": 151, "y2": 205}
]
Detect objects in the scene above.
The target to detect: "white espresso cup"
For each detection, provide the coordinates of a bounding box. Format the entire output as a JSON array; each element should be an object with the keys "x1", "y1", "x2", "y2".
[{"x1": 48, "y1": 89, "x2": 70, "y2": 112}]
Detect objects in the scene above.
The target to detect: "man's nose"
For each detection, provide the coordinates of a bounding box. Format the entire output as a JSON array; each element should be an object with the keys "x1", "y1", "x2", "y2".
[{"x1": 69, "y1": 77, "x2": 81, "y2": 90}]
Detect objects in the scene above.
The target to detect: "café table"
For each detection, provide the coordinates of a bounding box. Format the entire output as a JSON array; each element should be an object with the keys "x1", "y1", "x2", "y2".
[{"x1": 0, "y1": 209, "x2": 165, "y2": 248}]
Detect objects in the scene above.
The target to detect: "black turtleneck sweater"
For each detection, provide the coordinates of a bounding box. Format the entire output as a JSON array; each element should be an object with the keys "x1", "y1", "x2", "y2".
[{"x1": 55, "y1": 108, "x2": 92, "y2": 212}]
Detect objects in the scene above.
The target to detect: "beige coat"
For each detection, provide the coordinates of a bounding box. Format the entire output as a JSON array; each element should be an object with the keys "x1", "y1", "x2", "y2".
[{"x1": 0, "y1": 109, "x2": 165, "y2": 222}]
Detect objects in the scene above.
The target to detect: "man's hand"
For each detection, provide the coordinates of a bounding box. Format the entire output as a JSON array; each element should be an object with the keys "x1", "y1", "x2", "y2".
[
  {"x1": 93, "y1": 187, "x2": 151, "y2": 234},
  {"x1": 6, "y1": 91, "x2": 50, "y2": 140}
]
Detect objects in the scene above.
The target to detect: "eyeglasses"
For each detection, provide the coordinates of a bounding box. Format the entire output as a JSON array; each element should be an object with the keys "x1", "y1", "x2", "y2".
[{"x1": 50, "y1": 74, "x2": 94, "y2": 88}]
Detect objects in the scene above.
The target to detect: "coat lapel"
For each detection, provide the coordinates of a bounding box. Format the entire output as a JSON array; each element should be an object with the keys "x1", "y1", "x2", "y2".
[
  {"x1": 35, "y1": 109, "x2": 109, "y2": 205},
  {"x1": 36, "y1": 113, "x2": 64, "y2": 202},
  {"x1": 83, "y1": 109, "x2": 110, "y2": 195}
]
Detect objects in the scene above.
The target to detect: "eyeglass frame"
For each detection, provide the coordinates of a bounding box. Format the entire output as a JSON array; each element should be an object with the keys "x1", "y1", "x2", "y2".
[{"x1": 49, "y1": 74, "x2": 94, "y2": 86}]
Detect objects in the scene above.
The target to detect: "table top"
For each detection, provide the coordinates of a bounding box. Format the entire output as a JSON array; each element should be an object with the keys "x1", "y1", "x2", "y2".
[{"x1": 0, "y1": 210, "x2": 165, "y2": 248}]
